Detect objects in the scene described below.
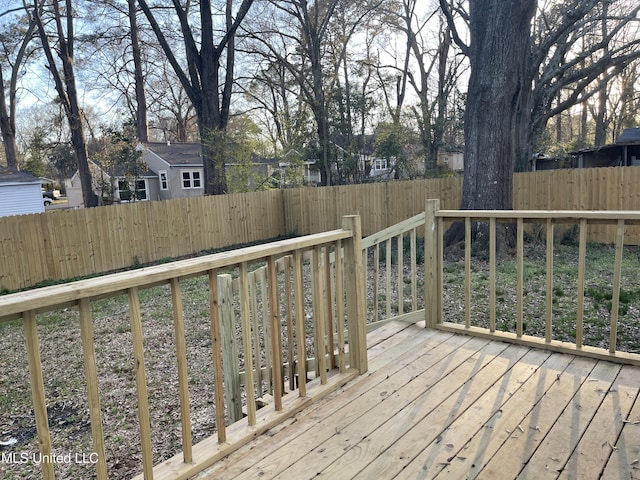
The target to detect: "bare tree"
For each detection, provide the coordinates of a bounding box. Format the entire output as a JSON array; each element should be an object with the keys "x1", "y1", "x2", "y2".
[
  {"x1": 137, "y1": 0, "x2": 255, "y2": 195},
  {"x1": 33, "y1": 0, "x2": 98, "y2": 207},
  {"x1": 440, "y1": 0, "x2": 640, "y2": 248},
  {"x1": 128, "y1": 0, "x2": 148, "y2": 141},
  {"x1": 247, "y1": 0, "x2": 380, "y2": 185},
  {"x1": 0, "y1": 3, "x2": 39, "y2": 169},
  {"x1": 522, "y1": 0, "x2": 640, "y2": 168}
]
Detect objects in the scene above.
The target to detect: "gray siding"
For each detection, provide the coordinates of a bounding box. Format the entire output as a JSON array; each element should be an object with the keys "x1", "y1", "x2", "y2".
[{"x1": 0, "y1": 183, "x2": 44, "y2": 217}]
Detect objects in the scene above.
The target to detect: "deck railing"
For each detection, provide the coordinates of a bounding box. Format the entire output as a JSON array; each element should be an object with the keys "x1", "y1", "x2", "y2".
[
  {"x1": 425, "y1": 198, "x2": 640, "y2": 366},
  {"x1": 361, "y1": 212, "x2": 426, "y2": 327},
  {"x1": 0, "y1": 215, "x2": 367, "y2": 480}
]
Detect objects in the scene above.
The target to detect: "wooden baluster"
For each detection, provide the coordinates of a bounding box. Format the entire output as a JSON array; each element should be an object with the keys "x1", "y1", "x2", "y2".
[
  {"x1": 373, "y1": 243, "x2": 380, "y2": 322},
  {"x1": 576, "y1": 219, "x2": 587, "y2": 348},
  {"x1": 465, "y1": 217, "x2": 472, "y2": 329},
  {"x1": 385, "y1": 238, "x2": 392, "y2": 318},
  {"x1": 128, "y1": 287, "x2": 154, "y2": 479},
  {"x1": 207, "y1": 272, "x2": 227, "y2": 443},
  {"x1": 267, "y1": 256, "x2": 283, "y2": 410},
  {"x1": 610, "y1": 219, "x2": 625, "y2": 354},
  {"x1": 410, "y1": 229, "x2": 417, "y2": 312},
  {"x1": 78, "y1": 299, "x2": 108, "y2": 479},
  {"x1": 516, "y1": 218, "x2": 524, "y2": 338},
  {"x1": 293, "y1": 250, "x2": 307, "y2": 397},
  {"x1": 23, "y1": 310, "x2": 54, "y2": 480},
  {"x1": 324, "y1": 247, "x2": 335, "y2": 369},
  {"x1": 239, "y1": 262, "x2": 257, "y2": 426},
  {"x1": 335, "y1": 240, "x2": 346, "y2": 373},
  {"x1": 545, "y1": 219, "x2": 554, "y2": 343},
  {"x1": 218, "y1": 274, "x2": 242, "y2": 423},
  {"x1": 489, "y1": 218, "x2": 496, "y2": 333},
  {"x1": 249, "y1": 271, "x2": 263, "y2": 397},
  {"x1": 283, "y1": 256, "x2": 296, "y2": 392},
  {"x1": 260, "y1": 268, "x2": 273, "y2": 396},
  {"x1": 313, "y1": 246, "x2": 327, "y2": 384},
  {"x1": 169, "y1": 279, "x2": 193, "y2": 458}
]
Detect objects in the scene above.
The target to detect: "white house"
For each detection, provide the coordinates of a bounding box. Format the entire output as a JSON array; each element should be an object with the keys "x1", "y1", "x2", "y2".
[{"x1": 0, "y1": 169, "x2": 45, "y2": 217}]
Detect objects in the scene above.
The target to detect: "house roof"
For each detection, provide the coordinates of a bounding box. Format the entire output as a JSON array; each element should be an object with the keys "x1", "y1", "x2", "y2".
[
  {"x1": 0, "y1": 168, "x2": 42, "y2": 185},
  {"x1": 570, "y1": 127, "x2": 640, "y2": 155},
  {"x1": 142, "y1": 142, "x2": 203, "y2": 166},
  {"x1": 250, "y1": 153, "x2": 280, "y2": 166},
  {"x1": 616, "y1": 128, "x2": 640, "y2": 144},
  {"x1": 111, "y1": 165, "x2": 158, "y2": 178}
]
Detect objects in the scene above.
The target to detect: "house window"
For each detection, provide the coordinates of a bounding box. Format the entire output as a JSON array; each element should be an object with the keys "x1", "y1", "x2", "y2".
[
  {"x1": 181, "y1": 169, "x2": 202, "y2": 189},
  {"x1": 159, "y1": 171, "x2": 168, "y2": 190},
  {"x1": 118, "y1": 179, "x2": 147, "y2": 201},
  {"x1": 374, "y1": 159, "x2": 388, "y2": 171}
]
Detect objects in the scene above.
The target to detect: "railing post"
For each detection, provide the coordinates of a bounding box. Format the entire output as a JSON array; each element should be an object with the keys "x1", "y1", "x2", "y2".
[
  {"x1": 342, "y1": 215, "x2": 368, "y2": 374},
  {"x1": 218, "y1": 274, "x2": 243, "y2": 424},
  {"x1": 425, "y1": 199, "x2": 442, "y2": 328}
]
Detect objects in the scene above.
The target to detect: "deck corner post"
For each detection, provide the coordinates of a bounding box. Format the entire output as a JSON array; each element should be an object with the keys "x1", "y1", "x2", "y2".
[
  {"x1": 425, "y1": 199, "x2": 442, "y2": 329},
  {"x1": 342, "y1": 214, "x2": 368, "y2": 374}
]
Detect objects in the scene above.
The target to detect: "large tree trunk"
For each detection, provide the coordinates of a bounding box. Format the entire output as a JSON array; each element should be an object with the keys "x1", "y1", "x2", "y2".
[{"x1": 445, "y1": 0, "x2": 536, "y2": 250}]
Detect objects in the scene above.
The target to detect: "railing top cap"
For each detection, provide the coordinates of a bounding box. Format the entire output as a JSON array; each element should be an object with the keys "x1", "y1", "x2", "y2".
[{"x1": 436, "y1": 210, "x2": 640, "y2": 221}]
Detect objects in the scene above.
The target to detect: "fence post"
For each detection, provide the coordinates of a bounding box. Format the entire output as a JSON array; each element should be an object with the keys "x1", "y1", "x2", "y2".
[
  {"x1": 218, "y1": 274, "x2": 243, "y2": 424},
  {"x1": 342, "y1": 215, "x2": 368, "y2": 374},
  {"x1": 425, "y1": 199, "x2": 441, "y2": 328}
]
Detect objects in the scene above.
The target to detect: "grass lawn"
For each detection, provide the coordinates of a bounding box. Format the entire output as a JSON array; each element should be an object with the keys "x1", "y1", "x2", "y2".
[
  {"x1": 1, "y1": 236, "x2": 640, "y2": 479},
  {"x1": 441, "y1": 237, "x2": 640, "y2": 353}
]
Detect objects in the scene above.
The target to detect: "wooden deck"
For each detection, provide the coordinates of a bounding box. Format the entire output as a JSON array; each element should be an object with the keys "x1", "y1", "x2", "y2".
[{"x1": 197, "y1": 321, "x2": 640, "y2": 480}]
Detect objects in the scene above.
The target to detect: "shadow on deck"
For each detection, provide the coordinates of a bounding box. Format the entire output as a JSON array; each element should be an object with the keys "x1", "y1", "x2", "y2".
[{"x1": 196, "y1": 321, "x2": 640, "y2": 480}]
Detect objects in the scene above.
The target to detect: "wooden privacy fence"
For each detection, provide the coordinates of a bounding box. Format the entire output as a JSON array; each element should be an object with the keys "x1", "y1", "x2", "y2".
[
  {"x1": 0, "y1": 216, "x2": 367, "y2": 480},
  {"x1": 0, "y1": 190, "x2": 286, "y2": 292},
  {"x1": 424, "y1": 199, "x2": 640, "y2": 366},
  {"x1": 4, "y1": 165, "x2": 640, "y2": 292}
]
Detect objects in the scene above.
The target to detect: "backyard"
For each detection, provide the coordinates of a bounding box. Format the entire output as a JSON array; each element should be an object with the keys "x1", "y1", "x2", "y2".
[{"x1": 1, "y1": 229, "x2": 640, "y2": 479}]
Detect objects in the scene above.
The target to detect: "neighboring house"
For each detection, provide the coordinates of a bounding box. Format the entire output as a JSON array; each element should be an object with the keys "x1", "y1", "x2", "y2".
[
  {"x1": 280, "y1": 149, "x2": 321, "y2": 186},
  {"x1": 570, "y1": 128, "x2": 640, "y2": 168},
  {"x1": 139, "y1": 142, "x2": 203, "y2": 200},
  {"x1": 66, "y1": 161, "x2": 108, "y2": 207},
  {"x1": 0, "y1": 168, "x2": 45, "y2": 217},
  {"x1": 530, "y1": 154, "x2": 575, "y2": 171},
  {"x1": 66, "y1": 142, "x2": 203, "y2": 206},
  {"x1": 112, "y1": 166, "x2": 159, "y2": 203},
  {"x1": 437, "y1": 149, "x2": 464, "y2": 172},
  {"x1": 369, "y1": 157, "x2": 395, "y2": 179},
  {"x1": 335, "y1": 133, "x2": 396, "y2": 180},
  {"x1": 280, "y1": 159, "x2": 321, "y2": 186},
  {"x1": 66, "y1": 161, "x2": 158, "y2": 207}
]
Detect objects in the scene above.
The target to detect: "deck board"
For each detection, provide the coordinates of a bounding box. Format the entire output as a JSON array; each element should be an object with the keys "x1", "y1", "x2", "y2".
[{"x1": 197, "y1": 322, "x2": 640, "y2": 480}]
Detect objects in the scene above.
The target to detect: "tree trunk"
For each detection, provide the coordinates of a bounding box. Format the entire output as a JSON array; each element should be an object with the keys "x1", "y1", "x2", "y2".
[
  {"x1": 128, "y1": 0, "x2": 148, "y2": 142},
  {"x1": 0, "y1": 12, "x2": 38, "y2": 170},
  {"x1": 34, "y1": 0, "x2": 98, "y2": 207},
  {"x1": 0, "y1": 69, "x2": 19, "y2": 169},
  {"x1": 445, "y1": 0, "x2": 536, "y2": 250},
  {"x1": 138, "y1": 0, "x2": 254, "y2": 195}
]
